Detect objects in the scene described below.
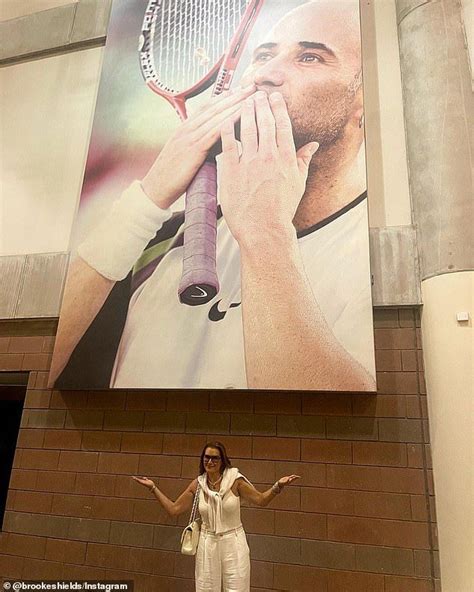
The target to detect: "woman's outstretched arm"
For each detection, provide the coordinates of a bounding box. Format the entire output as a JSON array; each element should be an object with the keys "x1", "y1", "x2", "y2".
[
  {"x1": 237, "y1": 474, "x2": 300, "y2": 508},
  {"x1": 132, "y1": 476, "x2": 198, "y2": 517}
]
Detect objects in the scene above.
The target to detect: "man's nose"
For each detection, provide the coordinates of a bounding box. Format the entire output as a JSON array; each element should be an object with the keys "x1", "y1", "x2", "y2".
[{"x1": 252, "y1": 60, "x2": 285, "y2": 88}]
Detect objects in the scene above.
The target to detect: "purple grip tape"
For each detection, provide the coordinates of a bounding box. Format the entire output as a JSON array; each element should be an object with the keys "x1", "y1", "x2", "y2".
[{"x1": 178, "y1": 161, "x2": 219, "y2": 305}]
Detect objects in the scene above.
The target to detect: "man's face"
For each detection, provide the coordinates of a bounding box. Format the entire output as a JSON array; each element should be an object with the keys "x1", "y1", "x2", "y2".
[{"x1": 240, "y1": 1, "x2": 363, "y2": 149}]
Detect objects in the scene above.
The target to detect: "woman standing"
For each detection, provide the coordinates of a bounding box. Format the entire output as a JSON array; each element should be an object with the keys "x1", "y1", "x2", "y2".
[{"x1": 133, "y1": 441, "x2": 300, "y2": 591}]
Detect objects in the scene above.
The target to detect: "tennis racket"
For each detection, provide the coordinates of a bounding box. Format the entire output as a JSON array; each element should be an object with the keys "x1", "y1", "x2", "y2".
[{"x1": 139, "y1": 0, "x2": 263, "y2": 305}]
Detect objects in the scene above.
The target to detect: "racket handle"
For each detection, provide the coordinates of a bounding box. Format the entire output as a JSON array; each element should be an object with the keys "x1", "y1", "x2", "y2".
[{"x1": 178, "y1": 161, "x2": 219, "y2": 305}]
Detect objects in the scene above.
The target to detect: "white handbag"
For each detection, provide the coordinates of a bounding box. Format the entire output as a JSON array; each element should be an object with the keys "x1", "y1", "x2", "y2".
[{"x1": 180, "y1": 483, "x2": 201, "y2": 555}]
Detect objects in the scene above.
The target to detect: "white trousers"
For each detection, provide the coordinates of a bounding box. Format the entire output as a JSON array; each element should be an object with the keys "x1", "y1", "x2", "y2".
[{"x1": 195, "y1": 526, "x2": 250, "y2": 592}]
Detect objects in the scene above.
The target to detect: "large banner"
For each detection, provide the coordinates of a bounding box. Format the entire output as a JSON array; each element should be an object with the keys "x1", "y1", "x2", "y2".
[{"x1": 50, "y1": 0, "x2": 376, "y2": 391}]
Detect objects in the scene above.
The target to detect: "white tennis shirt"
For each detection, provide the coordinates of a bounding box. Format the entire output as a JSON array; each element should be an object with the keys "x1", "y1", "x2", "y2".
[{"x1": 110, "y1": 198, "x2": 375, "y2": 389}]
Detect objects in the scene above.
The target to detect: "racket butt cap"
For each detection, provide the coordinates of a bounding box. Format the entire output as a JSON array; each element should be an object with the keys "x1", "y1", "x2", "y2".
[{"x1": 179, "y1": 283, "x2": 218, "y2": 306}]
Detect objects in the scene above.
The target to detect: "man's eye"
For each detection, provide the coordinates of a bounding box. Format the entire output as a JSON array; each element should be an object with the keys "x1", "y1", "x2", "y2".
[
  {"x1": 254, "y1": 52, "x2": 273, "y2": 63},
  {"x1": 300, "y1": 53, "x2": 323, "y2": 63}
]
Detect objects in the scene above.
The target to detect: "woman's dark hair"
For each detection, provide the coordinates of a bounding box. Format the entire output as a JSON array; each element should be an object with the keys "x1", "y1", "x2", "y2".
[{"x1": 198, "y1": 441, "x2": 232, "y2": 475}]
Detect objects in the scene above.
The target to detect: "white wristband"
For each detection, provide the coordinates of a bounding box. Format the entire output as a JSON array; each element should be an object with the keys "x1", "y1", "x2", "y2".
[{"x1": 77, "y1": 181, "x2": 173, "y2": 281}]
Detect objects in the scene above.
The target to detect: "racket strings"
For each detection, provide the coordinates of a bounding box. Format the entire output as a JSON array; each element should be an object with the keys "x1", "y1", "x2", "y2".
[{"x1": 142, "y1": 0, "x2": 247, "y2": 94}]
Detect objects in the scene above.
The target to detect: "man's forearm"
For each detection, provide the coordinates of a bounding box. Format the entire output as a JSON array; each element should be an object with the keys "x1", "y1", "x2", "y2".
[
  {"x1": 239, "y1": 230, "x2": 374, "y2": 391},
  {"x1": 48, "y1": 258, "x2": 115, "y2": 387}
]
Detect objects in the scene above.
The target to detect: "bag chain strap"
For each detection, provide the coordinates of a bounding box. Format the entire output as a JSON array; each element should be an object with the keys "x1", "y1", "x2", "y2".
[{"x1": 188, "y1": 482, "x2": 200, "y2": 524}]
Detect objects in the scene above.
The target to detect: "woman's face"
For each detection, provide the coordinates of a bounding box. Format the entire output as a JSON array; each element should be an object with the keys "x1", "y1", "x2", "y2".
[{"x1": 203, "y1": 447, "x2": 223, "y2": 476}]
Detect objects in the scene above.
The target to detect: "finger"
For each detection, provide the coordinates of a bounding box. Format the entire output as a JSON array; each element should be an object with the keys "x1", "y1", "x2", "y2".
[
  {"x1": 240, "y1": 96, "x2": 258, "y2": 157},
  {"x1": 296, "y1": 142, "x2": 319, "y2": 177},
  {"x1": 220, "y1": 118, "x2": 240, "y2": 165},
  {"x1": 198, "y1": 103, "x2": 243, "y2": 149},
  {"x1": 254, "y1": 91, "x2": 277, "y2": 153},
  {"x1": 269, "y1": 92, "x2": 295, "y2": 155},
  {"x1": 192, "y1": 84, "x2": 255, "y2": 130}
]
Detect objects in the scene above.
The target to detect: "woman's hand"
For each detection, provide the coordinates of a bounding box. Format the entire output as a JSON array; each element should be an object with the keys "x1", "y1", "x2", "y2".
[
  {"x1": 277, "y1": 474, "x2": 301, "y2": 489},
  {"x1": 132, "y1": 475, "x2": 155, "y2": 491},
  {"x1": 142, "y1": 84, "x2": 255, "y2": 209}
]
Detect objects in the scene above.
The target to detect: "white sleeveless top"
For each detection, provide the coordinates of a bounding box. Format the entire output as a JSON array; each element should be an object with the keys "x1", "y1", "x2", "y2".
[{"x1": 199, "y1": 488, "x2": 242, "y2": 533}]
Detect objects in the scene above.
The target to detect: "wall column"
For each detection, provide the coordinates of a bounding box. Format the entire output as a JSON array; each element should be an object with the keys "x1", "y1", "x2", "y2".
[{"x1": 395, "y1": 1, "x2": 473, "y2": 590}]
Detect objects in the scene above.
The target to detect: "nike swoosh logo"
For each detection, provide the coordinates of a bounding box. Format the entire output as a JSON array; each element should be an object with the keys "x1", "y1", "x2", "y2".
[{"x1": 208, "y1": 300, "x2": 241, "y2": 322}]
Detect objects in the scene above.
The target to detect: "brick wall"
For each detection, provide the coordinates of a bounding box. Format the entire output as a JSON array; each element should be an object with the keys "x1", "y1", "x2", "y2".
[{"x1": 0, "y1": 309, "x2": 440, "y2": 591}]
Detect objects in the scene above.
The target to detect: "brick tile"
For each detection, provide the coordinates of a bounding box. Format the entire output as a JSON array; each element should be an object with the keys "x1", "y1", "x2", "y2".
[
  {"x1": 8, "y1": 336, "x2": 45, "y2": 353},
  {"x1": 45, "y1": 538, "x2": 87, "y2": 564},
  {"x1": 209, "y1": 391, "x2": 253, "y2": 412},
  {"x1": 277, "y1": 415, "x2": 325, "y2": 438},
  {"x1": 58, "y1": 451, "x2": 99, "y2": 472},
  {"x1": 248, "y1": 533, "x2": 300, "y2": 564},
  {"x1": 16, "y1": 429, "x2": 45, "y2": 449},
  {"x1": 377, "y1": 372, "x2": 419, "y2": 395},
  {"x1": 162, "y1": 434, "x2": 209, "y2": 456},
  {"x1": 231, "y1": 413, "x2": 276, "y2": 436},
  {"x1": 274, "y1": 510, "x2": 326, "y2": 539},
  {"x1": 51, "y1": 391, "x2": 88, "y2": 409},
  {"x1": 0, "y1": 337, "x2": 10, "y2": 352},
  {"x1": 375, "y1": 350, "x2": 402, "y2": 371},
  {"x1": 68, "y1": 518, "x2": 110, "y2": 543},
  {"x1": 85, "y1": 542, "x2": 131, "y2": 570},
  {"x1": 353, "y1": 491, "x2": 412, "y2": 520},
  {"x1": 374, "y1": 328, "x2": 416, "y2": 350},
  {"x1": 167, "y1": 390, "x2": 209, "y2": 412},
  {"x1": 275, "y1": 461, "x2": 326, "y2": 487},
  {"x1": 384, "y1": 575, "x2": 432, "y2": 592},
  {"x1": 86, "y1": 391, "x2": 125, "y2": 409},
  {"x1": 301, "y1": 439, "x2": 351, "y2": 463},
  {"x1": 34, "y1": 471, "x2": 76, "y2": 494},
  {"x1": 35, "y1": 372, "x2": 51, "y2": 389},
  {"x1": 51, "y1": 494, "x2": 94, "y2": 518},
  {"x1": 0, "y1": 553, "x2": 24, "y2": 578},
  {"x1": 301, "y1": 539, "x2": 355, "y2": 570},
  {"x1": 24, "y1": 390, "x2": 51, "y2": 409},
  {"x1": 240, "y1": 508, "x2": 274, "y2": 535},
  {"x1": 253, "y1": 436, "x2": 300, "y2": 461},
  {"x1": 356, "y1": 545, "x2": 414, "y2": 575},
  {"x1": 21, "y1": 409, "x2": 65, "y2": 429},
  {"x1": 406, "y1": 396, "x2": 422, "y2": 418},
  {"x1": 128, "y1": 547, "x2": 175, "y2": 576},
  {"x1": 410, "y1": 496, "x2": 429, "y2": 522},
  {"x1": 42, "y1": 336, "x2": 56, "y2": 353},
  {"x1": 327, "y1": 569, "x2": 384, "y2": 592},
  {"x1": 327, "y1": 466, "x2": 425, "y2": 494},
  {"x1": 302, "y1": 393, "x2": 352, "y2": 415},
  {"x1": 132, "y1": 499, "x2": 175, "y2": 525},
  {"x1": 75, "y1": 474, "x2": 116, "y2": 497},
  {"x1": 379, "y1": 419, "x2": 423, "y2": 442},
  {"x1": 13, "y1": 491, "x2": 53, "y2": 514},
  {"x1": 142, "y1": 411, "x2": 186, "y2": 433},
  {"x1": 61, "y1": 564, "x2": 106, "y2": 579},
  {"x1": 373, "y1": 309, "x2": 400, "y2": 328},
  {"x1": 328, "y1": 515, "x2": 431, "y2": 549},
  {"x1": 301, "y1": 487, "x2": 353, "y2": 515},
  {"x1": 326, "y1": 417, "x2": 378, "y2": 441},
  {"x1": 186, "y1": 411, "x2": 230, "y2": 434},
  {"x1": 103, "y1": 410, "x2": 144, "y2": 431},
  {"x1": 82, "y1": 431, "x2": 122, "y2": 452},
  {"x1": 401, "y1": 350, "x2": 417, "y2": 371},
  {"x1": 407, "y1": 444, "x2": 424, "y2": 468},
  {"x1": 398, "y1": 309, "x2": 416, "y2": 327},
  {"x1": 2, "y1": 533, "x2": 46, "y2": 559},
  {"x1": 27, "y1": 371, "x2": 37, "y2": 389},
  {"x1": 214, "y1": 435, "x2": 252, "y2": 458},
  {"x1": 97, "y1": 452, "x2": 140, "y2": 475},
  {"x1": 272, "y1": 564, "x2": 328, "y2": 592},
  {"x1": 3, "y1": 511, "x2": 70, "y2": 538},
  {"x1": 120, "y1": 432, "x2": 162, "y2": 453},
  {"x1": 352, "y1": 394, "x2": 406, "y2": 418},
  {"x1": 353, "y1": 442, "x2": 407, "y2": 467},
  {"x1": 254, "y1": 392, "x2": 301, "y2": 414},
  {"x1": 120, "y1": 390, "x2": 166, "y2": 412},
  {"x1": 250, "y1": 560, "x2": 273, "y2": 589},
  {"x1": 21, "y1": 557, "x2": 63, "y2": 579},
  {"x1": 9, "y1": 469, "x2": 37, "y2": 490},
  {"x1": 413, "y1": 549, "x2": 432, "y2": 577},
  {"x1": 20, "y1": 449, "x2": 60, "y2": 471},
  {"x1": 138, "y1": 455, "x2": 182, "y2": 478},
  {"x1": 43, "y1": 429, "x2": 82, "y2": 450},
  {"x1": 65, "y1": 409, "x2": 104, "y2": 430},
  {"x1": 110, "y1": 521, "x2": 154, "y2": 547},
  {"x1": 22, "y1": 353, "x2": 52, "y2": 371},
  {"x1": 0, "y1": 353, "x2": 23, "y2": 370}
]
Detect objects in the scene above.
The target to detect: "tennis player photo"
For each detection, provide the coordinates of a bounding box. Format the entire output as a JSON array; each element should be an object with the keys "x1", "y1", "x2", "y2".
[{"x1": 49, "y1": 0, "x2": 376, "y2": 391}]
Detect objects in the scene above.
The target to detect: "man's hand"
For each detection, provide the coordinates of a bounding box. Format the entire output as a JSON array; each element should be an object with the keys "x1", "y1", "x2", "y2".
[
  {"x1": 142, "y1": 84, "x2": 255, "y2": 209},
  {"x1": 218, "y1": 91, "x2": 318, "y2": 245}
]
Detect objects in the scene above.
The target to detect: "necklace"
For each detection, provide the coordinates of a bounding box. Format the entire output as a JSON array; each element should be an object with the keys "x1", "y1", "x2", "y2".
[{"x1": 208, "y1": 474, "x2": 223, "y2": 490}]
